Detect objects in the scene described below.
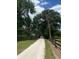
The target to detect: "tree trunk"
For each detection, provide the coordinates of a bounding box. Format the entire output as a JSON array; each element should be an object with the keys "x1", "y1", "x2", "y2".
[
  {"x1": 48, "y1": 20, "x2": 52, "y2": 40},
  {"x1": 46, "y1": 15, "x2": 52, "y2": 40}
]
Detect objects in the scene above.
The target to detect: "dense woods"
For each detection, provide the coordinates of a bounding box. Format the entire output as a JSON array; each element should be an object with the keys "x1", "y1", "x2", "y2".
[{"x1": 17, "y1": 0, "x2": 61, "y2": 41}]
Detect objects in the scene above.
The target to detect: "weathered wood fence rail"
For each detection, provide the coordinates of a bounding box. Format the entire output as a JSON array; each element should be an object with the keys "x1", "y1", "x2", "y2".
[{"x1": 55, "y1": 39, "x2": 61, "y2": 49}]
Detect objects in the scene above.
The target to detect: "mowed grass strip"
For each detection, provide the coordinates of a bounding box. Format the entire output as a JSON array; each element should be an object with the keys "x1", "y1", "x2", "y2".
[
  {"x1": 45, "y1": 39, "x2": 55, "y2": 59},
  {"x1": 17, "y1": 40, "x2": 36, "y2": 55}
]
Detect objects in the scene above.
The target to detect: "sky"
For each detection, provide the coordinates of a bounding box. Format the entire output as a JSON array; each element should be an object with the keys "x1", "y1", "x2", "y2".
[{"x1": 30, "y1": 0, "x2": 61, "y2": 19}]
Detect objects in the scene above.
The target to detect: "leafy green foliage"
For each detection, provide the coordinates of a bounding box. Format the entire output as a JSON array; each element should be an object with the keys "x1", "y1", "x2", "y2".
[
  {"x1": 32, "y1": 9, "x2": 61, "y2": 39},
  {"x1": 17, "y1": 0, "x2": 36, "y2": 41},
  {"x1": 17, "y1": 0, "x2": 61, "y2": 41}
]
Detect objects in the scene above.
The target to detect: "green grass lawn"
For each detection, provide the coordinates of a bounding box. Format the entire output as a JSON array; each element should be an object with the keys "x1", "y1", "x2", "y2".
[
  {"x1": 17, "y1": 40, "x2": 36, "y2": 55},
  {"x1": 45, "y1": 39, "x2": 55, "y2": 59}
]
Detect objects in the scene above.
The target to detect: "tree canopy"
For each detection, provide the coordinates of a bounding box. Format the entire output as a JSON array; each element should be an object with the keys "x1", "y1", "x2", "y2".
[
  {"x1": 33, "y1": 9, "x2": 61, "y2": 40},
  {"x1": 17, "y1": 0, "x2": 61, "y2": 41}
]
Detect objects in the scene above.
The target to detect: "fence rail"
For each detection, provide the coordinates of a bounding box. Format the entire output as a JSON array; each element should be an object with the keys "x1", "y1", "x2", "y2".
[{"x1": 55, "y1": 39, "x2": 61, "y2": 49}]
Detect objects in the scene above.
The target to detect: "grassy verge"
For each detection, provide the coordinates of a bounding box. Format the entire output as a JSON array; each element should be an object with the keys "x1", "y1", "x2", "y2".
[
  {"x1": 45, "y1": 39, "x2": 55, "y2": 59},
  {"x1": 17, "y1": 40, "x2": 36, "y2": 55}
]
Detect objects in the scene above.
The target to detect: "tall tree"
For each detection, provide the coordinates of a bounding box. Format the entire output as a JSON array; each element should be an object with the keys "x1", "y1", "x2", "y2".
[
  {"x1": 33, "y1": 9, "x2": 61, "y2": 40},
  {"x1": 17, "y1": 0, "x2": 36, "y2": 40},
  {"x1": 17, "y1": 0, "x2": 35, "y2": 28},
  {"x1": 41, "y1": 10, "x2": 55, "y2": 40}
]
